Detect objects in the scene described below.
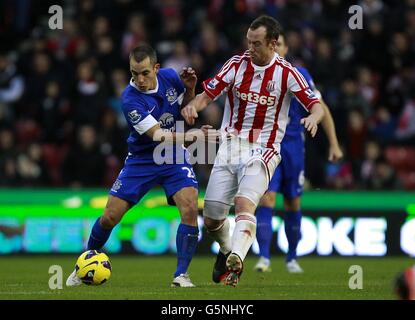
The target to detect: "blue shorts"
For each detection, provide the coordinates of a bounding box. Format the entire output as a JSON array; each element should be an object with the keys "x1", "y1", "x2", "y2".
[
  {"x1": 268, "y1": 135, "x2": 305, "y2": 199},
  {"x1": 109, "y1": 155, "x2": 198, "y2": 206}
]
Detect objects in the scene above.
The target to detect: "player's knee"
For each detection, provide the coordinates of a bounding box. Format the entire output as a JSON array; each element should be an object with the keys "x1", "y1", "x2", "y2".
[
  {"x1": 101, "y1": 208, "x2": 121, "y2": 229},
  {"x1": 203, "y1": 216, "x2": 223, "y2": 231},
  {"x1": 259, "y1": 192, "x2": 276, "y2": 208},
  {"x1": 179, "y1": 204, "x2": 198, "y2": 225},
  {"x1": 284, "y1": 197, "x2": 301, "y2": 212},
  {"x1": 234, "y1": 196, "x2": 256, "y2": 214},
  {"x1": 203, "y1": 200, "x2": 230, "y2": 223}
]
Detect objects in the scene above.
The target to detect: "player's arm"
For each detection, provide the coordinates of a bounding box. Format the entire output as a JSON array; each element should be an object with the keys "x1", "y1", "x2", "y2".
[
  {"x1": 182, "y1": 55, "x2": 237, "y2": 125},
  {"x1": 181, "y1": 92, "x2": 212, "y2": 125},
  {"x1": 288, "y1": 69, "x2": 324, "y2": 137},
  {"x1": 320, "y1": 98, "x2": 344, "y2": 162},
  {"x1": 301, "y1": 103, "x2": 324, "y2": 138},
  {"x1": 145, "y1": 123, "x2": 215, "y2": 143}
]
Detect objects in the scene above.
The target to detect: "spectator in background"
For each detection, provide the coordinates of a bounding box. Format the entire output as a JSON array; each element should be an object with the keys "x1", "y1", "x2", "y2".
[
  {"x1": 39, "y1": 81, "x2": 71, "y2": 143},
  {"x1": 365, "y1": 156, "x2": 403, "y2": 190},
  {"x1": 164, "y1": 41, "x2": 191, "y2": 73},
  {"x1": 357, "y1": 67, "x2": 379, "y2": 106},
  {"x1": 0, "y1": 1, "x2": 413, "y2": 190},
  {"x1": 121, "y1": 14, "x2": 147, "y2": 60},
  {"x1": 73, "y1": 61, "x2": 107, "y2": 126},
  {"x1": 0, "y1": 52, "x2": 24, "y2": 111},
  {"x1": 98, "y1": 107, "x2": 127, "y2": 161},
  {"x1": 325, "y1": 146, "x2": 355, "y2": 190},
  {"x1": 310, "y1": 38, "x2": 336, "y2": 92},
  {"x1": 360, "y1": 140, "x2": 381, "y2": 188},
  {"x1": 369, "y1": 106, "x2": 398, "y2": 144},
  {"x1": 346, "y1": 109, "x2": 367, "y2": 173},
  {"x1": 0, "y1": 128, "x2": 19, "y2": 186},
  {"x1": 16, "y1": 143, "x2": 49, "y2": 186},
  {"x1": 23, "y1": 52, "x2": 55, "y2": 118},
  {"x1": 0, "y1": 102, "x2": 13, "y2": 130},
  {"x1": 62, "y1": 125, "x2": 105, "y2": 188},
  {"x1": 340, "y1": 79, "x2": 371, "y2": 118},
  {"x1": 396, "y1": 91, "x2": 415, "y2": 143},
  {"x1": 108, "y1": 68, "x2": 129, "y2": 127}
]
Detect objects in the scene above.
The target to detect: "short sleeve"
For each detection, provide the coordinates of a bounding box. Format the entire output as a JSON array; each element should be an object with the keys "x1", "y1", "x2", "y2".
[
  {"x1": 287, "y1": 68, "x2": 320, "y2": 111},
  {"x1": 123, "y1": 100, "x2": 158, "y2": 135},
  {"x1": 202, "y1": 55, "x2": 239, "y2": 100},
  {"x1": 297, "y1": 67, "x2": 322, "y2": 100}
]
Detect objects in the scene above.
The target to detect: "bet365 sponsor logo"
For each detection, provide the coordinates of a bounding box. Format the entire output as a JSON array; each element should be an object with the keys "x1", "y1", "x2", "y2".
[{"x1": 234, "y1": 87, "x2": 276, "y2": 106}]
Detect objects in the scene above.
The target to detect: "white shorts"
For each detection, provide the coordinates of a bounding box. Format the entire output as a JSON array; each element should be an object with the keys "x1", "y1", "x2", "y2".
[{"x1": 204, "y1": 136, "x2": 281, "y2": 209}]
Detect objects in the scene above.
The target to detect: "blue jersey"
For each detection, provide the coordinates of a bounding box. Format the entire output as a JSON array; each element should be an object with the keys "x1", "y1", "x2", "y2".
[
  {"x1": 121, "y1": 68, "x2": 186, "y2": 163},
  {"x1": 111, "y1": 68, "x2": 198, "y2": 205},
  {"x1": 284, "y1": 66, "x2": 319, "y2": 139}
]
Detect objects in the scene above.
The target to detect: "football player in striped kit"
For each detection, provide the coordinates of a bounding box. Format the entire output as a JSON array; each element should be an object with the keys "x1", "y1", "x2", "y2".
[{"x1": 181, "y1": 15, "x2": 325, "y2": 286}]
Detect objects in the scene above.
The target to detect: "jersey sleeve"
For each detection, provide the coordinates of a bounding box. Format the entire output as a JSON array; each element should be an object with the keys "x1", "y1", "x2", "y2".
[
  {"x1": 123, "y1": 99, "x2": 158, "y2": 135},
  {"x1": 287, "y1": 68, "x2": 320, "y2": 111},
  {"x1": 297, "y1": 67, "x2": 322, "y2": 100},
  {"x1": 202, "y1": 56, "x2": 238, "y2": 100}
]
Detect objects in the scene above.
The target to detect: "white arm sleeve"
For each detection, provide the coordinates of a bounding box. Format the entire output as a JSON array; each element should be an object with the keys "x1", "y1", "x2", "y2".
[{"x1": 133, "y1": 115, "x2": 159, "y2": 135}]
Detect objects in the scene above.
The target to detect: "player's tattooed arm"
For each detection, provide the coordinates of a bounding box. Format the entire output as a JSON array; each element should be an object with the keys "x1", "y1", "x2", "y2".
[
  {"x1": 320, "y1": 99, "x2": 343, "y2": 162},
  {"x1": 181, "y1": 92, "x2": 212, "y2": 126},
  {"x1": 300, "y1": 102, "x2": 324, "y2": 138}
]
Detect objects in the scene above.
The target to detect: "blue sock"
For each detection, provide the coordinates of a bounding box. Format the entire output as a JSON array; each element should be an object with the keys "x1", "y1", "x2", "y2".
[
  {"x1": 174, "y1": 224, "x2": 199, "y2": 278},
  {"x1": 284, "y1": 211, "x2": 302, "y2": 262},
  {"x1": 255, "y1": 206, "x2": 273, "y2": 259},
  {"x1": 87, "y1": 218, "x2": 113, "y2": 250}
]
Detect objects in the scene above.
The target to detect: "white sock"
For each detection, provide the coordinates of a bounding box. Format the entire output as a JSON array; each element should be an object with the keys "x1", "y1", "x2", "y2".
[
  {"x1": 232, "y1": 213, "x2": 257, "y2": 261},
  {"x1": 207, "y1": 218, "x2": 231, "y2": 254}
]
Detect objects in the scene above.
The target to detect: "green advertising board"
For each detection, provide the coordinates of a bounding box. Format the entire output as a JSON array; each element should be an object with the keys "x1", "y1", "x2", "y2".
[{"x1": 0, "y1": 189, "x2": 414, "y2": 256}]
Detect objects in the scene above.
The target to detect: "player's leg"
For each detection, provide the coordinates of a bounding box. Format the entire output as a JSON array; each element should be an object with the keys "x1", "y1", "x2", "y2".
[
  {"x1": 66, "y1": 159, "x2": 156, "y2": 286},
  {"x1": 254, "y1": 190, "x2": 277, "y2": 272},
  {"x1": 170, "y1": 186, "x2": 199, "y2": 287},
  {"x1": 283, "y1": 196, "x2": 303, "y2": 273},
  {"x1": 88, "y1": 195, "x2": 131, "y2": 250},
  {"x1": 162, "y1": 165, "x2": 199, "y2": 287},
  {"x1": 254, "y1": 157, "x2": 284, "y2": 272},
  {"x1": 280, "y1": 136, "x2": 305, "y2": 273},
  {"x1": 203, "y1": 164, "x2": 238, "y2": 283},
  {"x1": 66, "y1": 195, "x2": 132, "y2": 286},
  {"x1": 224, "y1": 158, "x2": 277, "y2": 286}
]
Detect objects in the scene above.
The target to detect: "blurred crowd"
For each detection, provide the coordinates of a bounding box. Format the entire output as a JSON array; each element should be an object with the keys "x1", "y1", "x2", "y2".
[{"x1": 0, "y1": 0, "x2": 415, "y2": 190}]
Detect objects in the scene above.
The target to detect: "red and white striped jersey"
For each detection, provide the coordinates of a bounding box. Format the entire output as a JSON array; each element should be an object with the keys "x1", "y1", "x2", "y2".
[{"x1": 202, "y1": 51, "x2": 319, "y2": 152}]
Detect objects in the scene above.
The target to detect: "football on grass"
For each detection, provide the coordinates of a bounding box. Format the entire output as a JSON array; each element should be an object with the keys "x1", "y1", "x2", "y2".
[{"x1": 75, "y1": 250, "x2": 112, "y2": 285}]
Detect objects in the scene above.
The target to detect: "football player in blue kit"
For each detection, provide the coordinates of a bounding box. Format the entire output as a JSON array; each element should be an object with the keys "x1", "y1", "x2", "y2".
[
  {"x1": 254, "y1": 32, "x2": 344, "y2": 273},
  {"x1": 67, "y1": 44, "x2": 206, "y2": 287}
]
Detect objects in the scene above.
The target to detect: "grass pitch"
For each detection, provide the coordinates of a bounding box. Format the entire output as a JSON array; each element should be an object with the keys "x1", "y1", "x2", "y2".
[{"x1": 0, "y1": 255, "x2": 411, "y2": 300}]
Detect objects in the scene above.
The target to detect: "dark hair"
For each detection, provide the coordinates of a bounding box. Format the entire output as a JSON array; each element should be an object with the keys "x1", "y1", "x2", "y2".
[
  {"x1": 129, "y1": 44, "x2": 157, "y2": 65},
  {"x1": 249, "y1": 15, "x2": 283, "y2": 42}
]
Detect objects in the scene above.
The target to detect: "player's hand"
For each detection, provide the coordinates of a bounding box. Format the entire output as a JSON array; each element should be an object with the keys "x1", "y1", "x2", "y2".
[
  {"x1": 181, "y1": 104, "x2": 198, "y2": 125},
  {"x1": 301, "y1": 115, "x2": 319, "y2": 138},
  {"x1": 328, "y1": 144, "x2": 344, "y2": 162},
  {"x1": 200, "y1": 125, "x2": 220, "y2": 143},
  {"x1": 180, "y1": 67, "x2": 197, "y2": 90}
]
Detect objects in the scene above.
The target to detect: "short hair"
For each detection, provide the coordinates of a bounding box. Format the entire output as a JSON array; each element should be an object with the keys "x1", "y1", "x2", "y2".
[
  {"x1": 129, "y1": 44, "x2": 157, "y2": 65},
  {"x1": 250, "y1": 15, "x2": 283, "y2": 42}
]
